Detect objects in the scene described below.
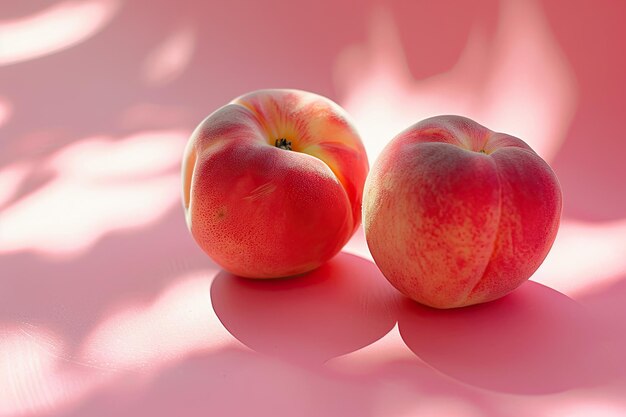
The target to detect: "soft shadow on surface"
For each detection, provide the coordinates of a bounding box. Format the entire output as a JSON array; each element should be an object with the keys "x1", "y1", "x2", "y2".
[
  {"x1": 0, "y1": 207, "x2": 215, "y2": 353},
  {"x1": 398, "y1": 281, "x2": 602, "y2": 395},
  {"x1": 53, "y1": 344, "x2": 507, "y2": 417},
  {"x1": 56, "y1": 346, "x2": 377, "y2": 417},
  {"x1": 211, "y1": 252, "x2": 400, "y2": 364}
]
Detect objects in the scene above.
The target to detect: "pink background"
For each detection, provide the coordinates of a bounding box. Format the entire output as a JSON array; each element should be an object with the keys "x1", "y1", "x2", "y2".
[{"x1": 1, "y1": 0, "x2": 626, "y2": 415}]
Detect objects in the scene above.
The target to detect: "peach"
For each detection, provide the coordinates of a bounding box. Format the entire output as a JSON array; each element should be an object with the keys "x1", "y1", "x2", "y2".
[
  {"x1": 182, "y1": 89, "x2": 368, "y2": 278},
  {"x1": 363, "y1": 115, "x2": 562, "y2": 308}
]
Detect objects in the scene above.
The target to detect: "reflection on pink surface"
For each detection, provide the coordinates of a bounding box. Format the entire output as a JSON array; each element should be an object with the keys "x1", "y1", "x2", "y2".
[
  {"x1": 0, "y1": 0, "x2": 121, "y2": 66},
  {"x1": 0, "y1": 130, "x2": 186, "y2": 257},
  {"x1": 211, "y1": 253, "x2": 399, "y2": 364},
  {"x1": 336, "y1": 0, "x2": 576, "y2": 163}
]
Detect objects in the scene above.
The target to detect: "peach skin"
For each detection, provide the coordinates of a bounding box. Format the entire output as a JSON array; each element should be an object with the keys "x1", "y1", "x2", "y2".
[
  {"x1": 363, "y1": 115, "x2": 562, "y2": 308},
  {"x1": 182, "y1": 89, "x2": 368, "y2": 278}
]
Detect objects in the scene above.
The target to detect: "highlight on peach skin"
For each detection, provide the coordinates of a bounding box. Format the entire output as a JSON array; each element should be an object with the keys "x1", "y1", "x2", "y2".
[
  {"x1": 182, "y1": 89, "x2": 369, "y2": 278},
  {"x1": 363, "y1": 115, "x2": 562, "y2": 309}
]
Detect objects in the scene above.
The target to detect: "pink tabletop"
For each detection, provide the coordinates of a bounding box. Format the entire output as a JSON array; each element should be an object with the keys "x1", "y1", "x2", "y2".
[{"x1": 1, "y1": 0, "x2": 626, "y2": 416}]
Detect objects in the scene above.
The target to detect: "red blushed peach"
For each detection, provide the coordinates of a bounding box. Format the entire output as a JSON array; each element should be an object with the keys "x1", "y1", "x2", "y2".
[
  {"x1": 182, "y1": 89, "x2": 368, "y2": 278},
  {"x1": 363, "y1": 115, "x2": 562, "y2": 308}
]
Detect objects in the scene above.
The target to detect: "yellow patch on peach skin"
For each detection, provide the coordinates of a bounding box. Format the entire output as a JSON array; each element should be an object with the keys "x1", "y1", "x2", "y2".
[
  {"x1": 401, "y1": 203, "x2": 499, "y2": 307},
  {"x1": 301, "y1": 144, "x2": 346, "y2": 180},
  {"x1": 231, "y1": 92, "x2": 312, "y2": 150},
  {"x1": 231, "y1": 91, "x2": 365, "y2": 196},
  {"x1": 301, "y1": 109, "x2": 362, "y2": 149}
]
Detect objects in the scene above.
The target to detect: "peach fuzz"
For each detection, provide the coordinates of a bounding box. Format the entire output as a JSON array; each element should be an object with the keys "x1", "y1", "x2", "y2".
[
  {"x1": 182, "y1": 89, "x2": 368, "y2": 278},
  {"x1": 363, "y1": 115, "x2": 562, "y2": 308}
]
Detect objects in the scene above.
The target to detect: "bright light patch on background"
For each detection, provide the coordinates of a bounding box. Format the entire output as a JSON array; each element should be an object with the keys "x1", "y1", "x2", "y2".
[
  {"x1": 80, "y1": 273, "x2": 230, "y2": 370},
  {"x1": 0, "y1": 130, "x2": 187, "y2": 257},
  {"x1": 0, "y1": 0, "x2": 121, "y2": 66},
  {"x1": 543, "y1": 400, "x2": 626, "y2": 417},
  {"x1": 388, "y1": 398, "x2": 483, "y2": 417},
  {"x1": 0, "y1": 162, "x2": 30, "y2": 209},
  {"x1": 335, "y1": 0, "x2": 577, "y2": 163},
  {"x1": 142, "y1": 26, "x2": 196, "y2": 86},
  {"x1": 0, "y1": 96, "x2": 12, "y2": 126},
  {"x1": 0, "y1": 272, "x2": 230, "y2": 416},
  {"x1": 0, "y1": 327, "x2": 89, "y2": 416},
  {"x1": 534, "y1": 220, "x2": 626, "y2": 296}
]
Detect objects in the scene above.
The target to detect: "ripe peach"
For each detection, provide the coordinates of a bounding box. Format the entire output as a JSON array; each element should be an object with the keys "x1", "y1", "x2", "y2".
[
  {"x1": 182, "y1": 89, "x2": 368, "y2": 278},
  {"x1": 363, "y1": 115, "x2": 562, "y2": 308}
]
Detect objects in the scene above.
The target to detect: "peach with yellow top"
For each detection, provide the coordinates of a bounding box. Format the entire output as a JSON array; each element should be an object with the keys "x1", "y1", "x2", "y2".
[{"x1": 182, "y1": 89, "x2": 368, "y2": 278}]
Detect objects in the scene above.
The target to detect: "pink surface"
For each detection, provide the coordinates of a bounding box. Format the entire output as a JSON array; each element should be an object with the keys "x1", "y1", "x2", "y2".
[{"x1": 1, "y1": 0, "x2": 626, "y2": 416}]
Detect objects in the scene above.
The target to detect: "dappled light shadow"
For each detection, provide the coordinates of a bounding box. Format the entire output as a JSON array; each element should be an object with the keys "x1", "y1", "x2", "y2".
[
  {"x1": 0, "y1": 267, "x2": 226, "y2": 416},
  {"x1": 0, "y1": 0, "x2": 122, "y2": 66},
  {"x1": 56, "y1": 347, "x2": 377, "y2": 417},
  {"x1": 0, "y1": 130, "x2": 187, "y2": 257},
  {"x1": 0, "y1": 206, "x2": 214, "y2": 351},
  {"x1": 335, "y1": 0, "x2": 577, "y2": 164}
]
